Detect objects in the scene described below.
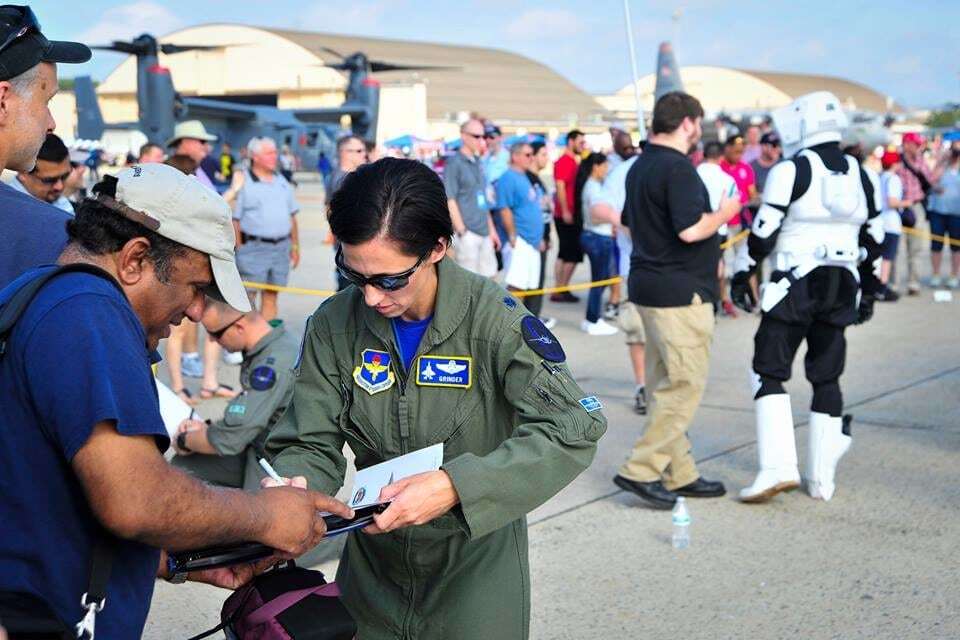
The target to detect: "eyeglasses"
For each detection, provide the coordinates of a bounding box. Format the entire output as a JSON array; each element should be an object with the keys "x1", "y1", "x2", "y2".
[
  {"x1": 208, "y1": 315, "x2": 243, "y2": 340},
  {"x1": 335, "y1": 246, "x2": 429, "y2": 291},
  {"x1": 29, "y1": 170, "x2": 70, "y2": 185},
  {"x1": 0, "y1": 6, "x2": 39, "y2": 55}
]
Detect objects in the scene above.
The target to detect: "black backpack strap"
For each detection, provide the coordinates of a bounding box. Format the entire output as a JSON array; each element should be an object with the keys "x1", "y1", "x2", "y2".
[{"x1": 0, "y1": 264, "x2": 122, "y2": 359}]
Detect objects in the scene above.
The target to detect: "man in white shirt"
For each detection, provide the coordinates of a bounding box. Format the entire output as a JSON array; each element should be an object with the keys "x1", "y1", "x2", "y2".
[
  {"x1": 604, "y1": 152, "x2": 647, "y2": 413},
  {"x1": 878, "y1": 151, "x2": 910, "y2": 300},
  {"x1": 697, "y1": 142, "x2": 739, "y2": 316}
]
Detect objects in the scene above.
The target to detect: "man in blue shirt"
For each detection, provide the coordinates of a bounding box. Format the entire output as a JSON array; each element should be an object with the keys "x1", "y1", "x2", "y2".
[
  {"x1": 0, "y1": 163, "x2": 351, "y2": 637},
  {"x1": 496, "y1": 142, "x2": 545, "y2": 297},
  {"x1": 0, "y1": 7, "x2": 89, "y2": 287}
]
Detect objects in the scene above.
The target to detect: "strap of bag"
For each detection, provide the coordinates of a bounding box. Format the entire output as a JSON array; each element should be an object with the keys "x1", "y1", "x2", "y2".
[
  {"x1": 0, "y1": 264, "x2": 123, "y2": 639},
  {"x1": 245, "y1": 582, "x2": 341, "y2": 627},
  {"x1": 901, "y1": 156, "x2": 932, "y2": 195},
  {"x1": 0, "y1": 263, "x2": 122, "y2": 359}
]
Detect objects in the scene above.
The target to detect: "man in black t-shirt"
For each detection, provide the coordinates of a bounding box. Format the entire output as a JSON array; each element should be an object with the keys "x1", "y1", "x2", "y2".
[{"x1": 613, "y1": 92, "x2": 741, "y2": 510}]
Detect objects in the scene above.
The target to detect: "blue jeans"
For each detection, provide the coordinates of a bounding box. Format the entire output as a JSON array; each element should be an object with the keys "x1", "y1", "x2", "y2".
[{"x1": 580, "y1": 230, "x2": 614, "y2": 323}]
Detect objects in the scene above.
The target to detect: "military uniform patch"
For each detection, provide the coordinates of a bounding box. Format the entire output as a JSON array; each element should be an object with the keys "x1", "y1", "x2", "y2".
[
  {"x1": 578, "y1": 396, "x2": 602, "y2": 412},
  {"x1": 520, "y1": 316, "x2": 566, "y2": 362},
  {"x1": 415, "y1": 355, "x2": 472, "y2": 389},
  {"x1": 250, "y1": 366, "x2": 276, "y2": 391},
  {"x1": 353, "y1": 349, "x2": 396, "y2": 395},
  {"x1": 227, "y1": 403, "x2": 247, "y2": 415},
  {"x1": 503, "y1": 296, "x2": 517, "y2": 309}
]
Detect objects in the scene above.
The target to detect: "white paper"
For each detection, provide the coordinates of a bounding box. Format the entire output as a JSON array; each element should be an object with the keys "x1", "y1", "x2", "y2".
[
  {"x1": 348, "y1": 443, "x2": 444, "y2": 508},
  {"x1": 155, "y1": 378, "x2": 195, "y2": 442}
]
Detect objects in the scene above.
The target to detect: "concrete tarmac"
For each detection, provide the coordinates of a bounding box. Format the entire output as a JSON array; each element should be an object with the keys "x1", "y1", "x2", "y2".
[{"x1": 148, "y1": 178, "x2": 959, "y2": 639}]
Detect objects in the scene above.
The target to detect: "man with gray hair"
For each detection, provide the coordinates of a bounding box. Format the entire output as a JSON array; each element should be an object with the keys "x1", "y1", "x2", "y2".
[
  {"x1": 0, "y1": 5, "x2": 90, "y2": 286},
  {"x1": 496, "y1": 141, "x2": 544, "y2": 297},
  {"x1": 445, "y1": 118, "x2": 500, "y2": 277},
  {"x1": 233, "y1": 135, "x2": 300, "y2": 320}
]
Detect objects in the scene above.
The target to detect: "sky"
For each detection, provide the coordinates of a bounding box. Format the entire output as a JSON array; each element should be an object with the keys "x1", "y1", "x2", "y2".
[{"x1": 32, "y1": 0, "x2": 960, "y2": 109}]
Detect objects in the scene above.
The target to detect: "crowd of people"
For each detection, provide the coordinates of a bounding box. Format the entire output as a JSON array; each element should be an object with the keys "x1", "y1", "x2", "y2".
[{"x1": 2, "y1": 5, "x2": 959, "y2": 639}]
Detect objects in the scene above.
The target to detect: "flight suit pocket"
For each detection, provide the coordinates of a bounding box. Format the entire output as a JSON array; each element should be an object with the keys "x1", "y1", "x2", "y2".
[
  {"x1": 339, "y1": 381, "x2": 386, "y2": 456},
  {"x1": 523, "y1": 367, "x2": 604, "y2": 445}
]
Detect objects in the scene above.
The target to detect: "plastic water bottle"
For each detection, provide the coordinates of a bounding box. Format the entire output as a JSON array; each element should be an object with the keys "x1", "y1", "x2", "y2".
[{"x1": 671, "y1": 497, "x2": 691, "y2": 549}]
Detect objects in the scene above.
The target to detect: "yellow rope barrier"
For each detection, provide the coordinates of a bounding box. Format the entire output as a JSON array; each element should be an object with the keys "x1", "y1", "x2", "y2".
[
  {"x1": 900, "y1": 225, "x2": 960, "y2": 248},
  {"x1": 241, "y1": 229, "x2": 752, "y2": 299}
]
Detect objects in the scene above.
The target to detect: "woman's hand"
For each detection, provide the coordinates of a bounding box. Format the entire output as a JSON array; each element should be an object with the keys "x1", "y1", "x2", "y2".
[{"x1": 364, "y1": 471, "x2": 460, "y2": 534}]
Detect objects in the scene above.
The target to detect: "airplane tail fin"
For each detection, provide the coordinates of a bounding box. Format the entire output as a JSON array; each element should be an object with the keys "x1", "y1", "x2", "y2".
[
  {"x1": 74, "y1": 76, "x2": 105, "y2": 140},
  {"x1": 653, "y1": 41, "x2": 684, "y2": 101}
]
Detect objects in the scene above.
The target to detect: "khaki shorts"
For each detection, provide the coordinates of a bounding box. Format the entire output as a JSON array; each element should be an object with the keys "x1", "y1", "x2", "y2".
[
  {"x1": 618, "y1": 301, "x2": 646, "y2": 345},
  {"x1": 452, "y1": 229, "x2": 497, "y2": 278}
]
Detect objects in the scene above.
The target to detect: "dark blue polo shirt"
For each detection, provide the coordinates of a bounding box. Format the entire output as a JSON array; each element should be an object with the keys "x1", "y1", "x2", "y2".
[
  {"x1": 0, "y1": 181, "x2": 69, "y2": 288},
  {"x1": 0, "y1": 267, "x2": 169, "y2": 638}
]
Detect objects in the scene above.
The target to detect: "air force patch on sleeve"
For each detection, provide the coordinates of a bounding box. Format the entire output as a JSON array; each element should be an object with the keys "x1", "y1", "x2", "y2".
[
  {"x1": 520, "y1": 316, "x2": 566, "y2": 362},
  {"x1": 416, "y1": 355, "x2": 472, "y2": 388},
  {"x1": 250, "y1": 366, "x2": 277, "y2": 391}
]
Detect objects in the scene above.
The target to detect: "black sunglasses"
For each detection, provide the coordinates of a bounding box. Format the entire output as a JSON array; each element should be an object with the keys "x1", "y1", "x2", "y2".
[
  {"x1": 208, "y1": 314, "x2": 242, "y2": 340},
  {"x1": 30, "y1": 170, "x2": 70, "y2": 185},
  {"x1": 0, "y1": 6, "x2": 39, "y2": 55},
  {"x1": 335, "y1": 246, "x2": 429, "y2": 291}
]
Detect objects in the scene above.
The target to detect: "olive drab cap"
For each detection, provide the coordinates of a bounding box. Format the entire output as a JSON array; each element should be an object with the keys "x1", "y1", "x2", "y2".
[{"x1": 99, "y1": 163, "x2": 252, "y2": 312}]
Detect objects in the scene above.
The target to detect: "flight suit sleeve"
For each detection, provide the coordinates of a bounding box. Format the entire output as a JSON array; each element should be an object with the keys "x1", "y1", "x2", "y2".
[
  {"x1": 442, "y1": 316, "x2": 607, "y2": 540},
  {"x1": 265, "y1": 314, "x2": 348, "y2": 495},
  {"x1": 206, "y1": 365, "x2": 293, "y2": 457}
]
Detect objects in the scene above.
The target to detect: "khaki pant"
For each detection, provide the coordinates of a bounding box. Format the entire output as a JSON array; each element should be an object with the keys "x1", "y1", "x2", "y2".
[
  {"x1": 619, "y1": 297, "x2": 715, "y2": 490},
  {"x1": 903, "y1": 203, "x2": 927, "y2": 289}
]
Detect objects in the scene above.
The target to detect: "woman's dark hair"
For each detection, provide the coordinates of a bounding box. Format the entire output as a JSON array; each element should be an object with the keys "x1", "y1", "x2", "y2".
[
  {"x1": 573, "y1": 152, "x2": 608, "y2": 224},
  {"x1": 652, "y1": 91, "x2": 704, "y2": 135},
  {"x1": 329, "y1": 157, "x2": 453, "y2": 257},
  {"x1": 65, "y1": 176, "x2": 188, "y2": 283}
]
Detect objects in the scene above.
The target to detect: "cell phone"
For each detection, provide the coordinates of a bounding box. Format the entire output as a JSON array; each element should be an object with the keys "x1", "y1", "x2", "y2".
[{"x1": 166, "y1": 502, "x2": 391, "y2": 574}]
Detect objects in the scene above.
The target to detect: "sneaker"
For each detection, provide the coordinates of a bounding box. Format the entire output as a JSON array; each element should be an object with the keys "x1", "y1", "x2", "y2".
[
  {"x1": 721, "y1": 300, "x2": 739, "y2": 318},
  {"x1": 580, "y1": 318, "x2": 618, "y2": 336},
  {"x1": 929, "y1": 275, "x2": 943, "y2": 288},
  {"x1": 539, "y1": 316, "x2": 557, "y2": 330},
  {"x1": 634, "y1": 387, "x2": 647, "y2": 415},
  {"x1": 947, "y1": 277, "x2": 960, "y2": 289},
  {"x1": 180, "y1": 352, "x2": 203, "y2": 378},
  {"x1": 603, "y1": 302, "x2": 620, "y2": 320},
  {"x1": 907, "y1": 283, "x2": 921, "y2": 296},
  {"x1": 222, "y1": 350, "x2": 244, "y2": 365},
  {"x1": 876, "y1": 286, "x2": 900, "y2": 302}
]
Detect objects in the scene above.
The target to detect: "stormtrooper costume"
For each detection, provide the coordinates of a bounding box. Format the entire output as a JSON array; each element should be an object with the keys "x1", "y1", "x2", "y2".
[{"x1": 731, "y1": 91, "x2": 884, "y2": 502}]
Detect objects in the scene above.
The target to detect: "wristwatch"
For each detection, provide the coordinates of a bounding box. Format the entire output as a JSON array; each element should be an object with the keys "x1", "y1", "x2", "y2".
[{"x1": 176, "y1": 431, "x2": 191, "y2": 453}]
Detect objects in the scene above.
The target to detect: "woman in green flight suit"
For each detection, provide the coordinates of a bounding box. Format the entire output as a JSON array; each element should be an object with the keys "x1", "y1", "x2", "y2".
[{"x1": 266, "y1": 158, "x2": 606, "y2": 640}]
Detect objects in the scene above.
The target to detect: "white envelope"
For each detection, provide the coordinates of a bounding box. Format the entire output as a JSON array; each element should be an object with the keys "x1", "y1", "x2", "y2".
[{"x1": 348, "y1": 443, "x2": 444, "y2": 508}]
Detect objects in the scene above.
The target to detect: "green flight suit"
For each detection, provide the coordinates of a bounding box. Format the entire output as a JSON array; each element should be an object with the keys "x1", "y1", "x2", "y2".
[
  {"x1": 174, "y1": 326, "x2": 298, "y2": 490},
  {"x1": 267, "y1": 258, "x2": 607, "y2": 640}
]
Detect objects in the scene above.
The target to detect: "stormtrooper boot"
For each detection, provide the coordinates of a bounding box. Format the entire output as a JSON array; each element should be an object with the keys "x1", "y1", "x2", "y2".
[
  {"x1": 740, "y1": 394, "x2": 801, "y2": 502},
  {"x1": 806, "y1": 412, "x2": 852, "y2": 501}
]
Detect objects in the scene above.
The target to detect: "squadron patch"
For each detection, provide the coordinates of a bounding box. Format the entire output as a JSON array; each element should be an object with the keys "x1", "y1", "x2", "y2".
[
  {"x1": 353, "y1": 349, "x2": 396, "y2": 395},
  {"x1": 520, "y1": 316, "x2": 566, "y2": 363},
  {"x1": 415, "y1": 355, "x2": 472, "y2": 389},
  {"x1": 250, "y1": 366, "x2": 277, "y2": 391}
]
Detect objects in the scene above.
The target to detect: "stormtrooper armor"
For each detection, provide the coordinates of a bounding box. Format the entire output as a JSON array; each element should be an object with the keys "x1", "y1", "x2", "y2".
[{"x1": 734, "y1": 91, "x2": 884, "y2": 503}]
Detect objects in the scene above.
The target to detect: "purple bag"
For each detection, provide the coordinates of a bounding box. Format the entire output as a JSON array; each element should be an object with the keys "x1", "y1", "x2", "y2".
[{"x1": 192, "y1": 563, "x2": 356, "y2": 640}]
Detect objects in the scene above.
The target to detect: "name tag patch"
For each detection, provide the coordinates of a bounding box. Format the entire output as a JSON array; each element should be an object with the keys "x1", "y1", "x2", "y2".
[
  {"x1": 416, "y1": 355, "x2": 472, "y2": 389},
  {"x1": 353, "y1": 349, "x2": 396, "y2": 395},
  {"x1": 578, "y1": 396, "x2": 602, "y2": 412}
]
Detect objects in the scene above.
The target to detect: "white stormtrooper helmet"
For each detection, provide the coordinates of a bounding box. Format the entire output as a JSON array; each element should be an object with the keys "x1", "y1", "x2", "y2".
[{"x1": 772, "y1": 91, "x2": 849, "y2": 158}]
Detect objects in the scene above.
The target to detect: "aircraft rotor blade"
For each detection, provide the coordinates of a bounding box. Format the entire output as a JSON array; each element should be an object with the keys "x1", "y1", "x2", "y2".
[{"x1": 368, "y1": 61, "x2": 457, "y2": 72}]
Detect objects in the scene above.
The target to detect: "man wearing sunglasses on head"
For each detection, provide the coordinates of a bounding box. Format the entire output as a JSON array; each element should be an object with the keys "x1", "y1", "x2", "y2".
[
  {"x1": 0, "y1": 4, "x2": 91, "y2": 287},
  {"x1": 9, "y1": 131, "x2": 73, "y2": 213},
  {"x1": 171, "y1": 298, "x2": 300, "y2": 491}
]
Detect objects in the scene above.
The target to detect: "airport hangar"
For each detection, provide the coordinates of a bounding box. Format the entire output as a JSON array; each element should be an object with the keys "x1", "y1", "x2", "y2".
[{"x1": 51, "y1": 25, "x2": 897, "y2": 148}]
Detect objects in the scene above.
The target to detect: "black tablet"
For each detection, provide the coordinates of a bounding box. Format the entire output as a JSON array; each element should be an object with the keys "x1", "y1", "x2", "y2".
[{"x1": 167, "y1": 502, "x2": 391, "y2": 574}]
